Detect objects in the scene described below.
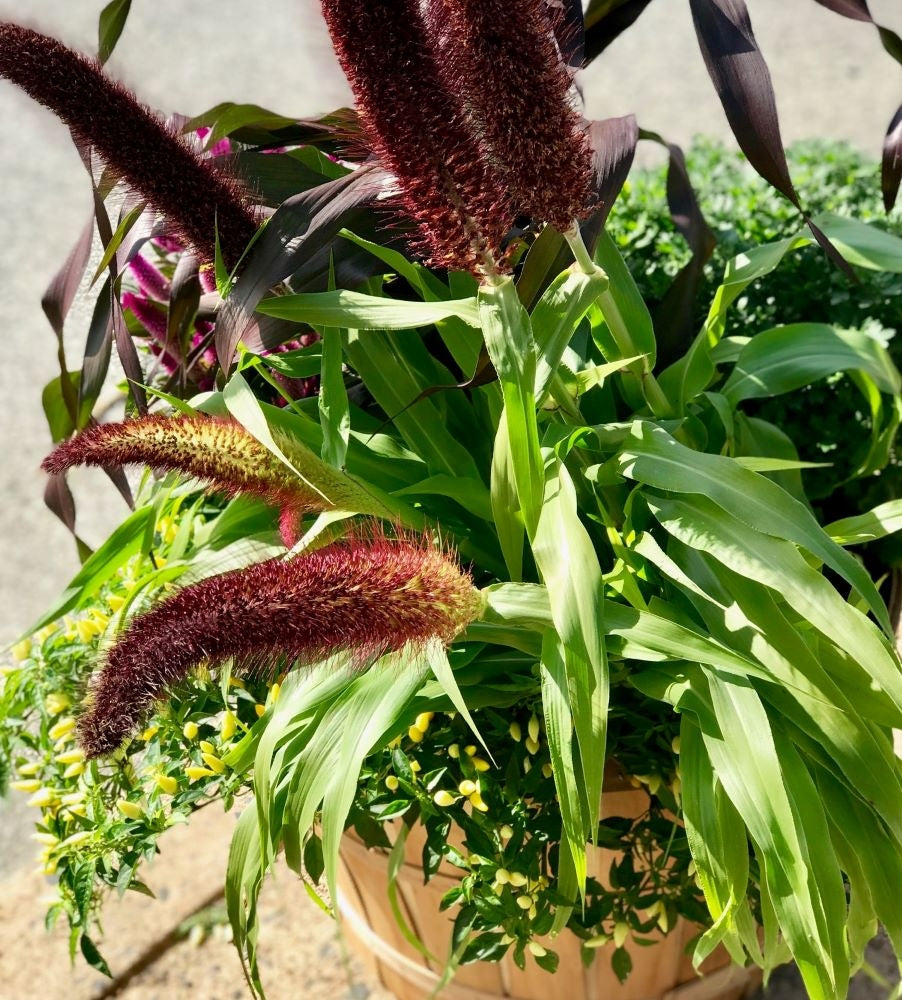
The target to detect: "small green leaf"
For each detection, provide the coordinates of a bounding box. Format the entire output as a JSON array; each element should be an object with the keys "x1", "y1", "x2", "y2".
[{"x1": 98, "y1": 0, "x2": 132, "y2": 65}]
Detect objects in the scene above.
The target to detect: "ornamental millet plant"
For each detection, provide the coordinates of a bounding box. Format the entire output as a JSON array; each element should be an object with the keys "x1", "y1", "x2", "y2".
[
  {"x1": 0, "y1": 22, "x2": 258, "y2": 267},
  {"x1": 42, "y1": 414, "x2": 367, "y2": 546},
  {"x1": 77, "y1": 533, "x2": 481, "y2": 757}
]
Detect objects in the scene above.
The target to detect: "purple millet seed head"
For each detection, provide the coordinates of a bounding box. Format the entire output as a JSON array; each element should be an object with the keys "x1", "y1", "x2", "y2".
[
  {"x1": 77, "y1": 533, "x2": 483, "y2": 757},
  {"x1": 41, "y1": 414, "x2": 347, "y2": 542},
  {"x1": 0, "y1": 22, "x2": 259, "y2": 267},
  {"x1": 426, "y1": 0, "x2": 594, "y2": 230},
  {"x1": 320, "y1": 0, "x2": 514, "y2": 276}
]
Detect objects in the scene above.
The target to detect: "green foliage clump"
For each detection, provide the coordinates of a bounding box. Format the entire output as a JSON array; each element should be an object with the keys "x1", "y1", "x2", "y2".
[{"x1": 609, "y1": 139, "x2": 902, "y2": 513}]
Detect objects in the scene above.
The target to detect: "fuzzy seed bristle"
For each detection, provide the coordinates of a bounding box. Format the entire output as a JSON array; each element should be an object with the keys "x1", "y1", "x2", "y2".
[
  {"x1": 320, "y1": 0, "x2": 513, "y2": 275},
  {"x1": 427, "y1": 0, "x2": 594, "y2": 229},
  {"x1": 41, "y1": 415, "x2": 347, "y2": 540},
  {"x1": 0, "y1": 22, "x2": 258, "y2": 267},
  {"x1": 78, "y1": 534, "x2": 482, "y2": 756}
]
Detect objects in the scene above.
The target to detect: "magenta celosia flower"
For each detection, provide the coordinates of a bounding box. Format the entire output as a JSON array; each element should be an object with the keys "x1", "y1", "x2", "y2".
[
  {"x1": 78, "y1": 534, "x2": 482, "y2": 756},
  {"x1": 41, "y1": 415, "x2": 350, "y2": 543},
  {"x1": 127, "y1": 255, "x2": 169, "y2": 301},
  {"x1": 426, "y1": 0, "x2": 594, "y2": 230},
  {"x1": 320, "y1": 0, "x2": 514, "y2": 276},
  {"x1": 0, "y1": 23, "x2": 258, "y2": 267}
]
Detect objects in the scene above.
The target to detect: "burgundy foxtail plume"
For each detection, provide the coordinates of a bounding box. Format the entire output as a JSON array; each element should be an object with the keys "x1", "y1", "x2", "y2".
[
  {"x1": 320, "y1": 0, "x2": 514, "y2": 276},
  {"x1": 427, "y1": 0, "x2": 594, "y2": 230},
  {"x1": 42, "y1": 414, "x2": 360, "y2": 544},
  {"x1": 77, "y1": 533, "x2": 483, "y2": 756},
  {"x1": 0, "y1": 22, "x2": 258, "y2": 267}
]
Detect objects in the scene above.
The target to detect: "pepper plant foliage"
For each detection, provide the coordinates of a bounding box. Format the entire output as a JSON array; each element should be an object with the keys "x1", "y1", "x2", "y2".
[{"x1": 1, "y1": 2, "x2": 902, "y2": 999}]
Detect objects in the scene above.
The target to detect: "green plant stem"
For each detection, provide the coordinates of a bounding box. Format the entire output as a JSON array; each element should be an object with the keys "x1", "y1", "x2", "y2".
[{"x1": 564, "y1": 226, "x2": 673, "y2": 418}]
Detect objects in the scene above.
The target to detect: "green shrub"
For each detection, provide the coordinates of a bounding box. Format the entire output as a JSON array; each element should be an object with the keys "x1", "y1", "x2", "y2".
[{"x1": 610, "y1": 140, "x2": 902, "y2": 518}]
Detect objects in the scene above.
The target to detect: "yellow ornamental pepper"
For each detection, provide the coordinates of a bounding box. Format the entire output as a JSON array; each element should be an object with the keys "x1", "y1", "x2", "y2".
[
  {"x1": 31, "y1": 832, "x2": 58, "y2": 847},
  {"x1": 89, "y1": 610, "x2": 109, "y2": 631},
  {"x1": 201, "y1": 753, "x2": 226, "y2": 774},
  {"x1": 155, "y1": 774, "x2": 178, "y2": 795},
  {"x1": 516, "y1": 895, "x2": 532, "y2": 910},
  {"x1": 75, "y1": 618, "x2": 101, "y2": 644},
  {"x1": 385, "y1": 775, "x2": 399, "y2": 791},
  {"x1": 54, "y1": 748, "x2": 84, "y2": 765},
  {"x1": 185, "y1": 766, "x2": 216, "y2": 781},
  {"x1": 142, "y1": 725, "x2": 160, "y2": 741},
  {"x1": 433, "y1": 790, "x2": 456, "y2": 807},
  {"x1": 10, "y1": 638, "x2": 32, "y2": 661},
  {"x1": 541, "y1": 763, "x2": 553, "y2": 779},
  {"x1": 59, "y1": 830, "x2": 93, "y2": 849},
  {"x1": 458, "y1": 779, "x2": 478, "y2": 796},
  {"x1": 413, "y1": 711, "x2": 433, "y2": 733},
  {"x1": 585, "y1": 933, "x2": 612, "y2": 949},
  {"x1": 220, "y1": 711, "x2": 237, "y2": 742},
  {"x1": 117, "y1": 800, "x2": 144, "y2": 821},
  {"x1": 508, "y1": 871, "x2": 528, "y2": 888},
  {"x1": 254, "y1": 704, "x2": 266, "y2": 718},
  {"x1": 182, "y1": 721, "x2": 199, "y2": 740},
  {"x1": 11, "y1": 779, "x2": 42, "y2": 793},
  {"x1": 508, "y1": 720, "x2": 522, "y2": 742},
  {"x1": 528, "y1": 942, "x2": 547, "y2": 958},
  {"x1": 27, "y1": 788, "x2": 56, "y2": 808},
  {"x1": 499, "y1": 824, "x2": 514, "y2": 841},
  {"x1": 494, "y1": 868, "x2": 511, "y2": 885},
  {"x1": 63, "y1": 803, "x2": 87, "y2": 818},
  {"x1": 468, "y1": 791, "x2": 489, "y2": 812},
  {"x1": 60, "y1": 791, "x2": 86, "y2": 807},
  {"x1": 528, "y1": 714, "x2": 540, "y2": 743},
  {"x1": 49, "y1": 717, "x2": 76, "y2": 741},
  {"x1": 447, "y1": 743, "x2": 460, "y2": 759},
  {"x1": 199, "y1": 740, "x2": 216, "y2": 755},
  {"x1": 464, "y1": 745, "x2": 477, "y2": 756},
  {"x1": 63, "y1": 762, "x2": 85, "y2": 779},
  {"x1": 269, "y1": 682, "x2": 281, "y2": 703},
  {"x1": 16, "y1": 762, "x2": 42, "y2": 777},
  {"x1": 106, "y1": 594, "x2": 126, "y2": 612},
  {"x1": 613, "y1": 922, "x2": 630, "y2": 949},
  {"x1": 671, "y1": 736, "x2": 681, "y2": 755},
  {"x1": 472, "y1": 758, "x2": 490, "y2": 772},
  {"x1": 525, "y1": 737, "x2": 540, "y2": 755},
  {"x1": 407, "y1": 725, "x2": 424, "y2": 743},
  {"x1": 409, "y1": 760, "x2": 421, "y2": 773}
]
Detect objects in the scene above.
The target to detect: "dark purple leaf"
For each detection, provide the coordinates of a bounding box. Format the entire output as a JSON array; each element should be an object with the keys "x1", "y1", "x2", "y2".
[
  {"x1": 41, "y1": 216, "x2": 94, "y2": 341},
  {"x1": 689, "y1": 0, "x2": 855, "y2": 277},
  {"x1": 811, "y1": 0, "x2": 902, "y2": 63},
  {"x1": 640, "y1": 129, "x2": 717, "y2": 362},
  {"x1": 111, "y1": 289, "x2": 147, "y2": 414},
  {"x1": 588, "y1": 115, "x2": 639, "y2": 231},
  {"x1": 167, "y1": 253, "x2": 201, "y2": 371},
  {"x1": 78, "y1": 276, "x2": 114, "y2": 417},
  {"x1": 214, "y1": 165, "x2": 386, "y2": 369},
  {"x1": 689, "y1": 0, "x2": 799, "y2": 207},
  {"x1": 554, "y1": 0, "x2": 586, "y2": 67},
  {"x1": 43, "y1": 473, "x2": 91, "y2": 561},
  {"x1": 583, "y1": 0, "x2": 655, "y2": 61},
  {"x1": 883, "y1": 104, "x2": 902, "y2": 213}
]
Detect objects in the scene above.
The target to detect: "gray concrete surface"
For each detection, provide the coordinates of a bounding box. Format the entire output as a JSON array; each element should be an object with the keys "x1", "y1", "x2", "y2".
[{"x1": 0, "y1": 1, "x2": 900, "y2": 997}]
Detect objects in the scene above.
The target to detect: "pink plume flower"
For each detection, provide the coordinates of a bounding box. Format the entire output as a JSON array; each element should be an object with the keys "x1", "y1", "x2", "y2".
[{"x1": 77, "y1": 533, "x2": 482, "y2": 757}]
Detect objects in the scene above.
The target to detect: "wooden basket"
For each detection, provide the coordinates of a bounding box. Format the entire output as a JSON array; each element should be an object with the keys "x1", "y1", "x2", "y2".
[{"x1": 337, "y1": 784, "x2": 763, "y2": 1000}]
